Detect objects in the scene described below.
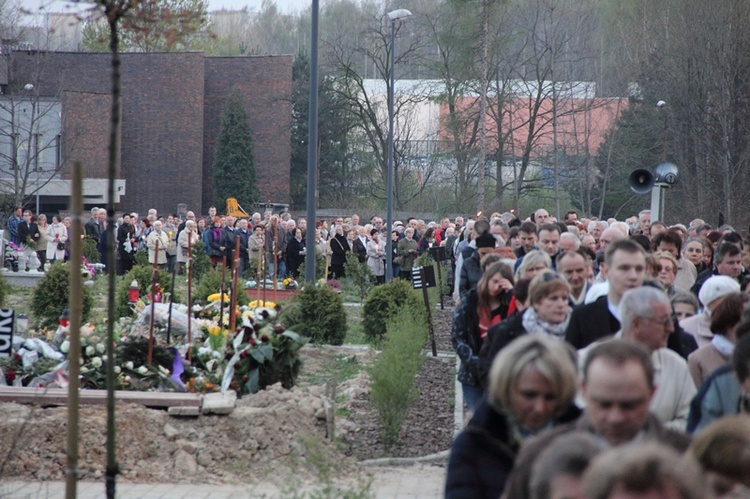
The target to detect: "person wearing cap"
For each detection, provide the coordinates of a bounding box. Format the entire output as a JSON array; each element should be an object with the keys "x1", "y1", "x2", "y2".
[
  {"x1": 458, "y1": 231, "x2": 497, "y2": 298},
  {"x1": 681, "y1": 275, "x2": 741, "y2": 348}
]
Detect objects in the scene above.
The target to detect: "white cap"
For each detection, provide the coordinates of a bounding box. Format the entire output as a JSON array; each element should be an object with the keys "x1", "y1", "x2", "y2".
[{"x1": 698, "y1": 275, "x2": 741, "y2": 308}]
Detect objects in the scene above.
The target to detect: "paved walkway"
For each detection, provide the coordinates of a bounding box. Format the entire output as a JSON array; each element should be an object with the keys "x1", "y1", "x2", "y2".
[{"x1": 0, "y1": 464, "x2": 446, "y2": 498}]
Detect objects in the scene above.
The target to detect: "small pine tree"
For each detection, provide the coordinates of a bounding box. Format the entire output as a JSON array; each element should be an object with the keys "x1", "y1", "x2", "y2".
[{"x1": 212, "y1": 89, "x2": 259, "y2": 211}]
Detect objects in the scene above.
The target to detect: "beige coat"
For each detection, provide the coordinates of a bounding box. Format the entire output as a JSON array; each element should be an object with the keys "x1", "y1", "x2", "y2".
[
  {"x1": 147, "y1": 229, "x2": 170, "y2": 265},
  {"x1": 177, "y1": 229, "x2": 200, "y2": 264}
]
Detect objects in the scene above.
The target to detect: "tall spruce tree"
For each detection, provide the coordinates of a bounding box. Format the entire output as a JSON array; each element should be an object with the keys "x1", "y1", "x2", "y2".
[{"x1": 212, "y1": 89, "x2": 259, "y2": 211}]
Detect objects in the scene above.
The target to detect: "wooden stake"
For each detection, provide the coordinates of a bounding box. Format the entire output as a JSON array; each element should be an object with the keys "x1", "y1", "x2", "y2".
[
  {"x1": 147, "y1": 239, "x2": 159, "y2": 365},
  {"x1": 65, "y1": 161, "x2": 83, "y2": 499},
  {"x1": 229, "y1": 234, "x2": 240, "y2": 332},
  {"x1": 186, "y1": 231, "x2": 193, "y2": 362}
]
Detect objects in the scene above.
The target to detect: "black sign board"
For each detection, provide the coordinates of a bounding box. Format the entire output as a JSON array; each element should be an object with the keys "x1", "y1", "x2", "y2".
[
  {"x1": 428, "y1": 246, "x2": 447, "y2": 262},
  {"x1": 0, "y1": 309, "x2": 15, "y2": 357},
  {"x1": 411, "y1": 266, "x2": 436, "y2": 289}
]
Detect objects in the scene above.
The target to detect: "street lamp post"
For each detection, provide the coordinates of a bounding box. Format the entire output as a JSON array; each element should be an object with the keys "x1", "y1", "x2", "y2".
[{"x1": 385, "y1": 8, "x2": 411, "y2": 283}]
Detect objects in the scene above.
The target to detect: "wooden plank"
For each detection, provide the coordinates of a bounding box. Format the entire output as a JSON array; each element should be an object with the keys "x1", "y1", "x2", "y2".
[{"x1": 0, "y1": 387, "x2": 202, "y2": 408}]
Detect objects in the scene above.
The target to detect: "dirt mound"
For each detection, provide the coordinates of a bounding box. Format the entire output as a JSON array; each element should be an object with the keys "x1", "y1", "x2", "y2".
[{"x1": 0, "y1": 384, "x2": 359, "y2": 487}]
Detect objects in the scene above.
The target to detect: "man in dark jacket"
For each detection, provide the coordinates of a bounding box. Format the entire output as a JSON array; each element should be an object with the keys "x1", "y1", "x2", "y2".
[
  {"x1": 458, "y1": 231, "x2": 496, "y2": 297},
  {"x1": 565, "y1": 239, "x2": 646, "y2": 349},
  {"x1": 17, "y1": 210, "x2": 41, "y2": 247}
]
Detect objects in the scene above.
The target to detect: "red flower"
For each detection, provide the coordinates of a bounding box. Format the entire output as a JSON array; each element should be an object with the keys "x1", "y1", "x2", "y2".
[
  {"x1": 249, "y1": 338, "x2": 256, "y2": 345},
  {"x1": 275, "y1": 326, "x2": 284, "y2": 335},
  {"x1": 261, "y1": 334, "x2": 269, "y2": 342},
  {"x1": 5, "y1": 369, "x2": 16, "y2": 383},
  {"x1": 239, "y1": 350, "x2": 248, "y2": 360}
]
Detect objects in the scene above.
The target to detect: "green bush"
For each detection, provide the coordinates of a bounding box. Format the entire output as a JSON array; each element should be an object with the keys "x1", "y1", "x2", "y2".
[
  {"x1": 195, "y1": 265, "x2": 249, "y2": 307},
  {"x1": 134, "y1": 250, "x2": 149, "y2": 267},
  {"x1": 82, "y1": 237, "x2": 100, "y2": 263},
  {"x1": 115, "y1": 264, "x2": 180, "y2": 319},
  {"x1": 344, "y1": 252, "x2": 372, "y2": 303},
  {"x1": 362, "y1": 279, "x2": 422, "y2": 342},
  {"x1": 369, "y1": 305, "x2": 428, "y2": 446},
  {"x1": 0, "y1": 272, "x2": 8, "y2": 307},
  {"x1": 189, "y1": 240, "x2": 212, "y2": 282},
  {"x1": 297, "y1": 252, "x2": 326, "y2": 281},
  {"x1": 31, "y1": 262, "x2": 94, "y2": 327},
  {"x1": 281, "y1": 284, "x2": 347, "y2": 345}
]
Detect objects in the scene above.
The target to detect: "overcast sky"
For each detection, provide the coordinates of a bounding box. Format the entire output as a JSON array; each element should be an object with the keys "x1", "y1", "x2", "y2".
[{"x1": 19, "y1": 0, "x2": 314, "y2": 15}]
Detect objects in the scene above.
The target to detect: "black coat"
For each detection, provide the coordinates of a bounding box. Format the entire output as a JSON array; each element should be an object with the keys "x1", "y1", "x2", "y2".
[
  {"x1": 352, "y1": 237, "x2": 367, "y2": 263},
  {"x1": 330, "y1": 234, "x2": 350, "y2": 266},
  {"x1": 459, "y1": 251, "x2": 483, "y2": 298},
  {"x1": 478, "y1": 312, "x2": 527, "y2": 388},
  {"x1": 445, "y1": 397, "x2": 581, "y2": 499},
  {"x1": 117, "y1": 223, "x2": 136, "y2": 261},
  {"x1": 285, "y1": 236, "x2": 305, "y2": 277},
  {"x1": 18, "y1": 221, "x2": 41, "y2": 247},
  {"x1": 565, "y1": 296, "x2": 620, "y2": 349}
]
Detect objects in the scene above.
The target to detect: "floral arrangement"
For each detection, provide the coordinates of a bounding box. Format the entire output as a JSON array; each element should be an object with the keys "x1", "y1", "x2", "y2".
[
  {"x1": 282, "y1": 277, "x2": 298, "y2": 290},
  {"x1": 4, "y1": 240, "x2": 23, "y2": 270},
  {"x1": 1, "y1": 287, "x2": 307, "y2": 397},
  {"x1": 81, "y1": 256, "x2": 97, "y2": 279}
]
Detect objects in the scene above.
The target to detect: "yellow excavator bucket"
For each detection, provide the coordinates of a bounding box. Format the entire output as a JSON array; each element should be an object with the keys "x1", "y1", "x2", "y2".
[{"x1": 226, "y1": 198, "x2": 250, "y2": 218}]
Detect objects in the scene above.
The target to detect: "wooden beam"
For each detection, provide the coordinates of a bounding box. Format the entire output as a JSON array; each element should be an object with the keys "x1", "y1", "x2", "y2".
[{"x1": 0, "y1": 387, "x2": 201, "y2": 408}]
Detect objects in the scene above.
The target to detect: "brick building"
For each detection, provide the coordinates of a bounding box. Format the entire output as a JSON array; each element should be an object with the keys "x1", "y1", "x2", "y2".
[{"x1": 2, "y1": 51, "x2": 291, "y2": 216}]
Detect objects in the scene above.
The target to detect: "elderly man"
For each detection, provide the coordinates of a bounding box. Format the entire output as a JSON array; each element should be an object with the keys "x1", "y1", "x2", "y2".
[
  {"x1": 146, "y1": 220, "x2": 169, "y2": 267},
  {"x1": 578, "y1": 287, "x2": 696, "y2": 431},
  {"x1": 557, "y1": 250, "x2": 590, "y2": 305},
  {"x1": 691, "y1": 242, "x2": 745, "y2": 296},
  {"x1": 586, "y1": 220, "x2": 605, "y2": 247},
  {"x1": 84, "y1": 207, "x2": 102, "y2": 243},
  {"x1": 176, "y1": 220, "x2": 199, "y2": 274},
  {"x1": 558, "y1": 232, "x2": 580, "y2": 252},
  {"x1": 534, "y1": 208, "x2": 550, "y2": 227},
  {"x1": 504, "y1": 339, "x2": 691, "y2": 498}
]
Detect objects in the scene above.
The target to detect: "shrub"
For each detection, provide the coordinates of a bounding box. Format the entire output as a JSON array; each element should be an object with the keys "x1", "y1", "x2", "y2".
[
  {"x1": 189, "y1": 240, "x2": 212, "y2": 282},
  {"x1": 297, "y1": 253, "x2": 327, "y2": 281},
  {"x1": 115, "y1": 264, "x2": 179, "y2": 319},
  {"x1": 195, "y1": 265, "x2": 249, "y2": 307},
  {"x1": 82, "y1": 236, "x2": 100, "y2": 263},
  {"x1": 0, "y1": 272, "x2": 8, "y2": 307},
  {"x1": 362, "y1": 279, "x2": 422, "y2": 342},
  {"x1": 31, "y1": 262, "x2": 94, "y2": 327},
  {"x1": 134, "y1": 250, "x2": 149, "y2": 267},
  {"x1": 281, "y1": 284, "x2": 347, "y2": 345},
  {"x1": 369, "y1": 305, "x2": 428, "y2": 446},
  {"x1": 344, "y1": 252, "x2": 372, "y2": 303}
]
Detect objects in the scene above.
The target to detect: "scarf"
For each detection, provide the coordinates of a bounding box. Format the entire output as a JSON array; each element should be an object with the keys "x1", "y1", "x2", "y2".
[
  {"x1": 711, "y1": 334, "x2": 735, "y2": 358},
  {"x1": 521, "y1": 306, "x2": 571, "y2": 340}
]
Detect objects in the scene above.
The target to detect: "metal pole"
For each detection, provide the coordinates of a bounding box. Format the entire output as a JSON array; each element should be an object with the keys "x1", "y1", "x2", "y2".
[
  {"x1": 65, "y1": 161, "x2": 83, "y2": 499},
  {"x1": 304, "y1": 0, "x2": 320, "y2": 285},
  {"x1": 385, "y1": 18, "x2": 396, "y2": 283}
]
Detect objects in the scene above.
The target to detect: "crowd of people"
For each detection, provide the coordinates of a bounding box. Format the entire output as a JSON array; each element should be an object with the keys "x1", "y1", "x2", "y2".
[
  {"x1": 444, "y1": 208, "x2": 750, "y2": 499},
  {"x1": 7, "y1": 202, "x2": 750, "y2": 497}
]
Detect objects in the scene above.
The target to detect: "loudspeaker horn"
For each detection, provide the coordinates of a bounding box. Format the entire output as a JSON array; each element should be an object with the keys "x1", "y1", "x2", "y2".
[{"x1": 628, "y1": 169, "x2": 655, "y2": 194}]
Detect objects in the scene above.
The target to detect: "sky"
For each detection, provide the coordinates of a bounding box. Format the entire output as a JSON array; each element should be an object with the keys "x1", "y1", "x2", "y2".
[{"x1": 19, "y1": 0, "x2": 314, "y2": 15}]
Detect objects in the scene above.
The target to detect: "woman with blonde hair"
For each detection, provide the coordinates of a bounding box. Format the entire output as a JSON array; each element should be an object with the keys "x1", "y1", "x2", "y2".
[{"x1": 446, "y1": 334, "x2": 580, "y2": 499}]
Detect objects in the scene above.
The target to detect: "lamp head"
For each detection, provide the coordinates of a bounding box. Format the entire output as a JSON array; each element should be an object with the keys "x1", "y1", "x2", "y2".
[{"x1": 387, "y1": 8, "x2": 412, "y2": 21}]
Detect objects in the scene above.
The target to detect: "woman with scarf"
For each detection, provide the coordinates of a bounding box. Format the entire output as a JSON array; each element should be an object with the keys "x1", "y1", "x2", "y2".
[
  {"x1": 451, "y1": 261, "x2": 516, "y2": 412},
  {"x1": 445, "y1": 334, "x2": 580, "y2": 499},
  {"x1": 203, "y1": 217, "x2": 226, "y2": 268},
  {"x1": 478, "y1": 270, "x2": 572, "y2": 388}
]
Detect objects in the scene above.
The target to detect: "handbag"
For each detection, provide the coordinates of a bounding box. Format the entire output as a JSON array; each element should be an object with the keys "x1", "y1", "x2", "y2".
[
  {"x1": 394, "y1": 255, "x2": 404, "y2": 266},
  {"x1": 57, "y1": 241, "x2": 65, "y2": 251}
]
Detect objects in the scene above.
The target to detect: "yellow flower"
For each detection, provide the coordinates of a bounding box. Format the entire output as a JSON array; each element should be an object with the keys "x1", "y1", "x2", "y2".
[
  {"x1": 249, "y1": 300, "x2": 276, "y2": 309},
  {"x1": 209, "y1": 326, "x2": 221, "y2": 336},
  {"x1": 207, "y1": 292, "x2": 230, "y2": 303}
]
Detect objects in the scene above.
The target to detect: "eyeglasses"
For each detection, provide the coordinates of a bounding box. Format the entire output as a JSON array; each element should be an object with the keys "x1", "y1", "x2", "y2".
[{"x1": 645, "y1": 316, "x2": 674, "y2": 328}]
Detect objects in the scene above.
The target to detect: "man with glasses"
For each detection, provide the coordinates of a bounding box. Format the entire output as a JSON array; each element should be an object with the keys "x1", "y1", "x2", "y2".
[{"x1": 578, "y1": 286, "x2": 696, "y2": 431}]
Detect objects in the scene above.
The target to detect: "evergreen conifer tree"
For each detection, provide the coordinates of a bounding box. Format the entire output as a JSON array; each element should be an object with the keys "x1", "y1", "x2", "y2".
[{"x1": 213, "y1": 89, "x2": 259, "y2": 210}]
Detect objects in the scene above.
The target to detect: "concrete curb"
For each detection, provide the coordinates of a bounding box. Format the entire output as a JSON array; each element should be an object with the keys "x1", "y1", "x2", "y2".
[{"x1": 358, "y1": 450, "x2": 450, "y2": 467}]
